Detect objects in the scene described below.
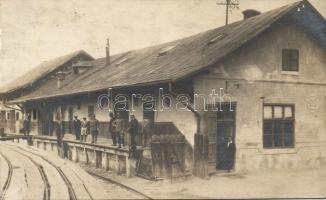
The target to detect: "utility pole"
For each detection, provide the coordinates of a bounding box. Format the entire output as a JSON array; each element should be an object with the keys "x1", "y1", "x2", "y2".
[{"x1": 217, "y1": 0, "x2": 239, "y2": 25}]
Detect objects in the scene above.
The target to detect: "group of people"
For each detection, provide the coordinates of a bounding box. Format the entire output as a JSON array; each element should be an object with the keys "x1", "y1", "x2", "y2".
[
  {"x1": 72, "y1": 112, "x2": 153, "y2": 149},
  {"x1": 73, "y1": 115, "x2": 99, "y2": 143},
  {"x1": 109, "y1": 112, "x2": 139, "y2": 149}
]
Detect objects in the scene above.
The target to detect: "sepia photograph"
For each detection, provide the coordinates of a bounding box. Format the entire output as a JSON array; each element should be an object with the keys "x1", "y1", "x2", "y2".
[{"x1": 0, "y1": 0, "x2": 325, "y2": 199}]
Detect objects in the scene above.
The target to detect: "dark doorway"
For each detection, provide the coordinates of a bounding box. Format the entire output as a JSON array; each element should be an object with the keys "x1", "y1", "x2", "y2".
[
  {"x1": 41, "y1": 108, "x2": 54, "y2": 136},
  {"x1": 216, "y1": 103, "x2": 236, "y2": 170},
  {"x1": 9, "y1": 110, "x2": 15, "y2": 133}
]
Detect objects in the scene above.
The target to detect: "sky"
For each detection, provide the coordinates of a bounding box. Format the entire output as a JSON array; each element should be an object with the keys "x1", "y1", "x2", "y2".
[{"x1": 0, "y1": 0, "x2": 325, "y2": 85}]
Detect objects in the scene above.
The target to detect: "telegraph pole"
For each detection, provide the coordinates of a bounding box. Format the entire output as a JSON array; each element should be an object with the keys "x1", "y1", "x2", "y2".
[{"x1": 217, "y1": 0, "x2": 239, "y2": 25}]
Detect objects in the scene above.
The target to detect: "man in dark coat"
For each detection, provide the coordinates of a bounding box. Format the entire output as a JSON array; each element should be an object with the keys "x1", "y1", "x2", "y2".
[
  {"x1": 23, "y1": 114, "x2": 31, "y2": 136},
  {"x1": 112, "y1": 113, "x2": 125, "y2": 148},
  {"x1": 73, "y1": 116, "x2": 81, "y2": 140},
  {"x1": 89, "y1": 115, "x2": 99, "y2": 144},
  {"x1": 54, "y1": 118, "x2": 64, "y2": 158},
  {"x1": 224, "y1": 136, "x2": 236, "y2": 172},
  {"x1": 142, "y1": 119, "x2": 153, "y2": 147},
  {"x1": 127, "y1": 115, "x2": 139, "y2": 150},
  {"x1": 108, "y1": 112, "x2": 117, "y2": 146}
]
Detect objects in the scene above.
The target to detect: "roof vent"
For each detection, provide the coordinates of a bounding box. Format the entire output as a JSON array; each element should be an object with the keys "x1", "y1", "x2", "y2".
[
  {"x1": 115, "y1": 57, "x2": 130, "y2": 66},
  {"x1": 208, "y1": 34, "x2": 226, "y2": 45},
  {"x1": 56, "y1": 71, "x2": 67, "y2": 89},
  {"x1": 242, "y1": 9, "x2": 261, "y2": 19},
  {"x1": 158, "y1": 45, "x2": 177, "y2": 56},
  {"x1": 72, "y1": 61, "x2": 93, "y2": 74}
]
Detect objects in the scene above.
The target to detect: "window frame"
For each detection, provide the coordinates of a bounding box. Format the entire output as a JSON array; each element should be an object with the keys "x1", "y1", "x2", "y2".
[
  {"x1": 282, "y1": 49, "x2": 299, "y2": 72},
  {"x1": 262, "y1": 104, "x2": 295, "y2": 149}
]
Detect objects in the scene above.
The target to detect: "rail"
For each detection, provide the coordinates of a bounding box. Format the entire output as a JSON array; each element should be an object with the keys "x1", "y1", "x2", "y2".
[{"x1": 0, "y1": 152, "x2": 13, "y2": 200}]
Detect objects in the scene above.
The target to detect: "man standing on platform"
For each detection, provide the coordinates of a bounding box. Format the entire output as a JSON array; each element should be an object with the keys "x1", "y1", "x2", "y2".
[
  {"x1": 113, "y1": 112, "x2": 125, "y2": 148},
  {"x1": 142, "y1": 118, "x2": 153, "y2": 147},
  {"x1": 89, "y1": 114, "x2": 99, "y2": 144},
  {"x1": 81, "y1": 117, "x2": 89, "y2": 142},
  {"x1": 108, "y1": 112, "x2": 117, "y2": 146},
  {"x1": 127, "y1": 114, "x2": 139, "y2": 150},
  {"x1": 54, "y1": 117, "x2": 64, "y2": 158},
  {"x1": 23, "y1": 114, "x2": 31, "y2": 136},
  {"x1": 73, "y1": 116, "x2": 81, "y2": 141}
]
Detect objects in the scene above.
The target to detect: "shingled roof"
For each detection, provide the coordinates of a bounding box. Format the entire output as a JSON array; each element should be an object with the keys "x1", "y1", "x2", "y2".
[
  {"x1": 7, "y1": 0, "x2": 326, "y2": 103},
  {"x1": 0, "y1": 50, "x2": 94, "y2": 94}
]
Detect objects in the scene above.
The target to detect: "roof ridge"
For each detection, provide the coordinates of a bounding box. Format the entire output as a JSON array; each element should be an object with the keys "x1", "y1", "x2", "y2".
[
  {"x1": 0, "y1": 49, "x2": 93, "y2": 94},
  {"x1": 90, "y1": 1, "x2": 304, "y2": 61},
  {"x1": 7, "y1": 0, "x2": 321, "y2": 103}
]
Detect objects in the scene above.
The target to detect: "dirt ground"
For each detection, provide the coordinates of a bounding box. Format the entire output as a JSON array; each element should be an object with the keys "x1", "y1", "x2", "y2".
[{"x1": 86, "y1": 166, "x2": 326, "y2": 199}]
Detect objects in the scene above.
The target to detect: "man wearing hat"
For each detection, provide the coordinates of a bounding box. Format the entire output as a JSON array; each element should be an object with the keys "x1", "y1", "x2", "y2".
[
  {"x1": 108, "y1": 112, "x2": 117, "y2": 146},
  {"x1": 73, "y1": 116, "x2": 81, "y2": 141},
  {"x1": 89, "y1": 114, "x2": 99, "y2": 144},
  {"x1": 224, "y1": 136, "x2": 236, "y2": 172},
  {"x1": 113, "y1": 112, "x2": 126, "y2": 148},
  {"x1": 127, "y1": 114, "x2": 139, "y2": 150}
]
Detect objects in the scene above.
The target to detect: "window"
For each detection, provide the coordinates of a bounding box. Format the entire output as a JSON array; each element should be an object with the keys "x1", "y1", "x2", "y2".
[
  {"x1": 263, "y1": 104, "x2": 295, "y2": 148},
  {"x1": 16, "y1": 112, "x2": 19, "y2": 121},
  {"x1": 282, "y1": 49, "x2": 299, "y2": 72},
  {"x1": 7, "y1": 112, "x2": 10, "y2": 120}
]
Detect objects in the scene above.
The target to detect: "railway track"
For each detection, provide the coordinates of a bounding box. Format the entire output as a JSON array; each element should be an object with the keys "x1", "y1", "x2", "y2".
[
  {"x1": 12, "y1": 144, "x2": 151, "y2": 199},
  {"x1": 3, "y1": 144, "x2": 82, "y2": 200},
  {"x1": 6, "y1": 147, "x2": 51, "y2": 200},
  {"x1": 1, "y1": 140, "x2": 151, "y2": 199},
  {"x1": 0, "y1": 152, "x2": 13, "y2": 200}
]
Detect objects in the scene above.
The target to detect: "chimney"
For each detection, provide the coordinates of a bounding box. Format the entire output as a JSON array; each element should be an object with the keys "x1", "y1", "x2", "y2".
[
  {"x1": 57, "y1": 71, "x2": 65, "y2": 89},
  {"x1": 242, "y1": 9, "x2": 261, "y2": 19},
  {"x1": 106, "y1": 38, "x2": 110, "y2": 65}
]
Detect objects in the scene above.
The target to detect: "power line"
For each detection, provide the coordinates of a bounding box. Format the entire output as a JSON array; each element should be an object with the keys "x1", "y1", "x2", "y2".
[{"x1": 217, "y1": 0, "x2": 239, "y2": 25}]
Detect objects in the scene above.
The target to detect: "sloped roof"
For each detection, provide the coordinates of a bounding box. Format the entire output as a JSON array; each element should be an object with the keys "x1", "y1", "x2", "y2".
[
  {"x1": 8, "y1": 0, "x2": 326, "y2": 103},
  {"x1": 0, "y1": 50, "x2": 94, "y2": 94}
]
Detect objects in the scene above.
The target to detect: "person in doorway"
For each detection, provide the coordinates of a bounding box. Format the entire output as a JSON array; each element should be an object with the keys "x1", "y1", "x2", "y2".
[
  {"x1": 127, "y1": 114, "x2": 139, "y2": 150},
  {"x1": 108, "y1": 112, "x2": 117, "y2": 146},
  {"x1": 142, "y1": 118, "x2": 153, "y2": 147},
  {"x1": 224, "y1": 136, "x2": 236, "y2": 172},
  {"x1": 113, "y1": 113, "x2": 125, "y2": 148},
  {"x1": 89, "y1": 115, "x2": 99, "y2": 144},
  {"x1": 73, "y1": 116, "x2": 81, "y2": 141},
  {"x1": 81, "y1": 117, "x2": 88, "y2": 142},
  {"x1": 23, "y1": 114, "x2": 31, "y2": 136}
]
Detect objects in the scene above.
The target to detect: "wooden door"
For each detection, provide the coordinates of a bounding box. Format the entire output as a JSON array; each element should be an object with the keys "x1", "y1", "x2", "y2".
[{"x1": 206, "y1": 110, "x2": 217, "y2": 174}]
